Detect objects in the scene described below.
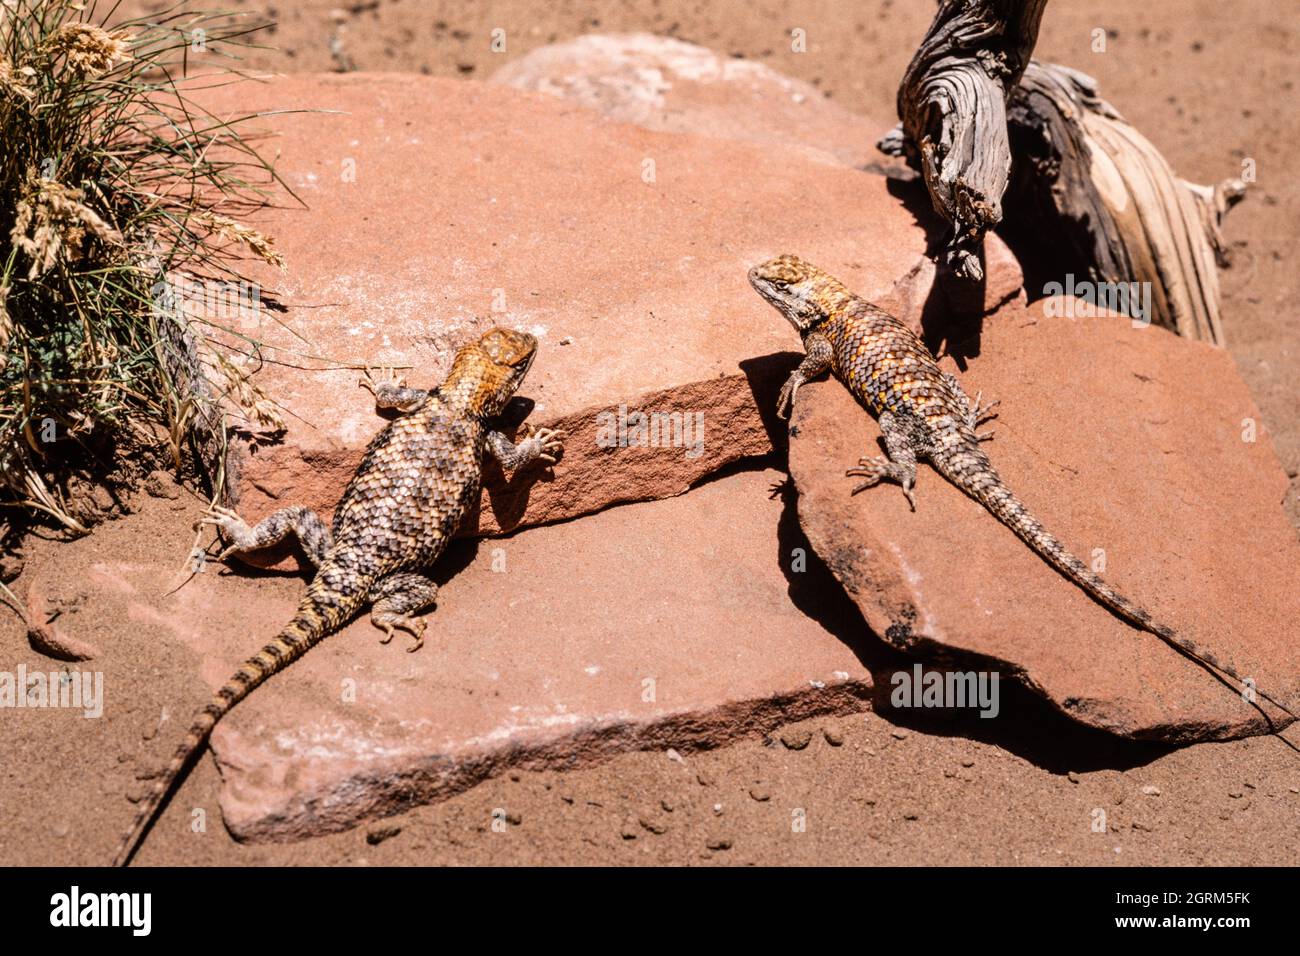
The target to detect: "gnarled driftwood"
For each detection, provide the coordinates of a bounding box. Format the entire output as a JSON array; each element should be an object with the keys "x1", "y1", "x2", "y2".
[
  {"x1": 1004, "y1": 61, "x2": 1245, "y2": 344},
  {"x1": 882, "y1": 0, "x2": 1049, "y2": 282}
]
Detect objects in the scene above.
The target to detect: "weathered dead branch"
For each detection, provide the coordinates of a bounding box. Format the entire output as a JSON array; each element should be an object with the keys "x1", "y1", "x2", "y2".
[
  {"x1": 1004, "y1": 62, "x2": 1245, "y2": 343},
  {"x1": 884, "y1": 0, "x2": 1049, "y2": 281}
]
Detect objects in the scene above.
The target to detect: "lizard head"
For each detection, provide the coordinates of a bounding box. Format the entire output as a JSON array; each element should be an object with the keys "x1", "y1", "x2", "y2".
[
  {"x1": 448, "y1": 326, "x2": 539, "y2": 417},
  {"x1": 748, "y1": 254, "x2": 849, "y2": 333}
]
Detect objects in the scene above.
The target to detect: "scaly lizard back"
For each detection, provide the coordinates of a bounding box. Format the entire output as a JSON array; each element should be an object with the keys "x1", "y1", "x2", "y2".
[
  {"x1": 112, "y1": 327, "x2": 562, "y2": 865},
  {"x1": 749, "y1": 254, "x2": 1296, "y2": 723}
]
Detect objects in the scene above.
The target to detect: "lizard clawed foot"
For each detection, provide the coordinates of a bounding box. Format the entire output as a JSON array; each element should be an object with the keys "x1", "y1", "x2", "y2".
[
  {"x1": 970, "y1": 391, "x2": 1000, "y2": 427},
  {"x1": 358, "y1": 365, "x2": 405, "y2": 397},
  {"x1": 197, "y1": 505, "x2": 252, "y2": 561},
  {"x1": 776, "y1": 375, "x2": 802, "y2": 420},
  {"x1": 377, "y1": 616, "x2": 427, "y2": 653},
  {"x1": 523, "y1": 425, "x2": 565, "y2": 465},
  {"x1": 846, "y1": 457, "x2": 917, "y2": 511}
]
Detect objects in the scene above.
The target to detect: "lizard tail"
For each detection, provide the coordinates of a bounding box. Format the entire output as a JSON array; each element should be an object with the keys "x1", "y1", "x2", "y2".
[
  {"x1": 111, "y1": 583, "x2": 360, "y2": 867},
  {"x1": 937, "y1": 458, "x2": 1298, "y2": 723}
]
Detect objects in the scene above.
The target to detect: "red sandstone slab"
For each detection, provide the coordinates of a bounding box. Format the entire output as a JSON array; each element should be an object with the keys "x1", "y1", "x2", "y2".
[
  {"x1": 491, "y1": 33, "x2": 892, "y2": 168},
  {"x1": 191, "y1": 73, "x2": 928, "y2": 535},
  {"x1": 787, "y1": 297, "x2": 1299, "y2": 741},
  {"x1": 490, "y1": 33, "x2": 1025, "y2": 324},
  {"x1": 79, "y1": 469, "x2": 868, "y2": 842}
]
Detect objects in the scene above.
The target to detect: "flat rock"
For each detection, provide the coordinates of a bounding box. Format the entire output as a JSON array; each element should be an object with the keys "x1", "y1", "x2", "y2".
[
  {"x1": 491, "y1": 33, "x2": 891, "y2": 168},
  {"x1": 191, "y1": 73, "x2": 929, "y2": 538},
  {"x1": 492, "y1": 34, "x2": 1025, "y2": 323},
  {"x1": 787, "y1": 297, "x2": 1300, "y2": 741},
  {"x1": 77, "y1": 469, "x2": 868, "y2": 841}
]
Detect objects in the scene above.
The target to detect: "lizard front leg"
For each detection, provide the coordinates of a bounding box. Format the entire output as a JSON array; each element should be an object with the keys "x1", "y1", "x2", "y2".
[
  {"x1": 199, "y1": 504, "x2": 334, "y2": 567},
  {"x1": 486, "y1": 425, "x2": 565, "y2": 471},
  {"x1": 845, "y1": 410, "x2": 920, "y2": 510},
  {"x1": 370, "y1": 572, "x2": 439, "y2": 653},
  {"x1": 359, "y1": 366, "x2": 428, "y2": 414},
  {"x1": 778, "y1": 332, "x2": 833, "y2": 419}
]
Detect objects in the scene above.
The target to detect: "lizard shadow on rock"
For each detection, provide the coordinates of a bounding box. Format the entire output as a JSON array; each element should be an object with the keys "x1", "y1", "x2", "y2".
[
  {"x1": 881, "y1": 175, "x2": 989, "y2": 372},
  {"x1": 478, "y1": 459, "x2": 561, "y2": 534},
  {"x1": 425, "y1": 535, "x2": 483, "y2": 589},
  {"x1": 769, "y1": 472, "x2": 904, "y2": 674},
  {"x1": 738, "y1": 351, "x2": 801, "y2": 458},
  {"x1": 739, "y1": 350, "x2": 909, "y2": 467}
]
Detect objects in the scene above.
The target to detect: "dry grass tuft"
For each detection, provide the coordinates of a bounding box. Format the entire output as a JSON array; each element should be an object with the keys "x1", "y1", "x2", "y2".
[{"x1": 0, "y1": 0, "x2": 296, "y2": 534}]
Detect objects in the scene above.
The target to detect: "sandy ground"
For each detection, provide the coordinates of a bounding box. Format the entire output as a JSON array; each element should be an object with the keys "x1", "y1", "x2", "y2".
[{"x1": 2, "y1": 1, "x2": 1296, "y2": 866}]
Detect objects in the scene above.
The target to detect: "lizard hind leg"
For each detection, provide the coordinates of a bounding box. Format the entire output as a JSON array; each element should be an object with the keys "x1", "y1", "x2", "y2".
[
  {"x1": 370, "y1": 572, "x2": 439, "y2": 653},
  {"x1": 200, "y1": 505, "x2": 333, "y2": 568},
  {"x1": 845, "y1": 410, "x2": 920, "y2": 511},
  {"x1": 942, "y1": 372, "x2": 999, "y2": 441},
  {"x1": 969, "y1": 391, "x2": 1000, "y2": 442}
]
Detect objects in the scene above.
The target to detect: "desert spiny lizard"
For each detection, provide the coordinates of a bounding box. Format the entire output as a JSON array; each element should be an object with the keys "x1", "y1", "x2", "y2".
[
  {"x1": 748, "y1": 253, "x2": 1296, "y2": 723},
  {"x1": 112, "y1": 326, "x2": 563, "y2": 866}
]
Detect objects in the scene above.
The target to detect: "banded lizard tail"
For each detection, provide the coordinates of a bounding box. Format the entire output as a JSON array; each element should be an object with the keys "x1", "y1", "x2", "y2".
[
  {"x1": 112, "y1": 326, "x2": 563, "y2": 866},
  {"x1": 748, "y1": 254, "x2": 1295, "y2": 722}
]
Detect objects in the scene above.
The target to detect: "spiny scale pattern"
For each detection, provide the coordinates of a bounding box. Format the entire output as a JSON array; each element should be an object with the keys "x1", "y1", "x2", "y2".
[
  {"x1": 748, "y1": 253, "x2": 1295, "y2": 723},
  {"x1": 112, "y1": 327, "x2": 562, "y2": 866}
]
